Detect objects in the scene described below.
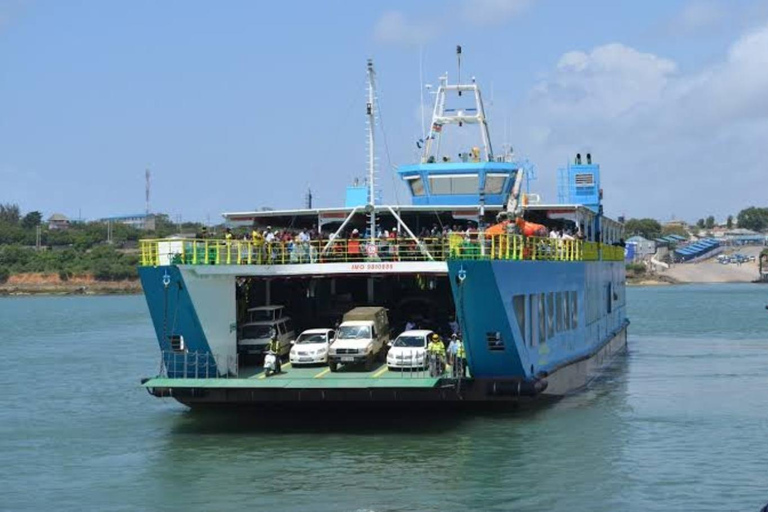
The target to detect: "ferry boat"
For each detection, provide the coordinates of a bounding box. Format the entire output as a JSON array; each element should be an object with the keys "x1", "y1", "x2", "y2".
[{"x1": 139, "y1": 55, "x2": 628, "y2": 408}]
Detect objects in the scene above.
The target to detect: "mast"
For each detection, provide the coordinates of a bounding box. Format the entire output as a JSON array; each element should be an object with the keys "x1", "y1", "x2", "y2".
[{"x1": 366, "y1": 58, "x2": 377, "y2": 241}]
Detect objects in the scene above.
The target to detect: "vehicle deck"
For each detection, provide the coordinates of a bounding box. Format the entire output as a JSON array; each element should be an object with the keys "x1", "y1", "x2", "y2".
[{"x1": 142, "y1": 361, "x2": 449, "y2": 390}]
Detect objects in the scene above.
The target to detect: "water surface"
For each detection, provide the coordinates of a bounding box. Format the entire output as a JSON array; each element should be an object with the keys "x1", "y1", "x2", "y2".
[{"x1": 1, "y1": 284, "x2": 767, "y2": 511}]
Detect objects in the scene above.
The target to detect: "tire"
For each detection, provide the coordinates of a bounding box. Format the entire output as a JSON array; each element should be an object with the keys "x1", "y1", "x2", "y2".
[
  {"x1": 364, "y1": 354, "x2": 374, "y2": 372},
  {"x1": 329, "y1": 361, "x2": 338, "y2": 372}
]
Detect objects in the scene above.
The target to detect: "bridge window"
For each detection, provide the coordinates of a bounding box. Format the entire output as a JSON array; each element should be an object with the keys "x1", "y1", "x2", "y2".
[
  {"x1": 484, "y1": 173, "x2": 508, "y2": 194},
  {"x1": 429, "y1": 175, "x2": 479, "y2": 195},
  {"x1": 404, "y1": 176, "x2": 425, "y2": 196}
]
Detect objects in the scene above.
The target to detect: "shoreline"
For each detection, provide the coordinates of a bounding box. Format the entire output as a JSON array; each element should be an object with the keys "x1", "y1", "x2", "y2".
[{"x1": 0, "y1": 273, "x2": 142, "y2": 296}]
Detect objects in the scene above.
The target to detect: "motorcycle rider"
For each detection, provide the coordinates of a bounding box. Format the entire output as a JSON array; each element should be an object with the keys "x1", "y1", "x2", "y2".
[
  {"x1": 426, "y1": 333, "x2": 446, "y2": 376},
  {"x1": 267, "y1": 332, "x2": 282, "y2": 374}
]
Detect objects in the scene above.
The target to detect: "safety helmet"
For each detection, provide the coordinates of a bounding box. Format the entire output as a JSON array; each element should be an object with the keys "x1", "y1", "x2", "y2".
[
  {"x1": 451, "y1": 333, "x2": 457, "y2": 339},
  {"x1": 430, "y1": 333, "x2": 439, "y2": 341}
]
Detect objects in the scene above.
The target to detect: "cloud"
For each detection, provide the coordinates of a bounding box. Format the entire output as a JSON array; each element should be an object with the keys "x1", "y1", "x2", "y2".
[
  {"x1": 670, "y1": 1, "x2": 727, "y2": 33},
  {"x1": 373, "y1": 11, "x2": 437, "y2": 46},
  {"x1": 373, "y1": 1, "x2": 536, "y2": 45},
  {"x1": 510, "y1": 23, "x2": 768, "y2": 220},
  {"x1": 462, "y1": 0, "x2": 533, "y2": 27}
]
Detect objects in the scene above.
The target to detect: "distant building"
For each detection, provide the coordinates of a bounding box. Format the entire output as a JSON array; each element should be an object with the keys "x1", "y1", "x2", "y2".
[
  {"x1": 48, "y1": 213, "x2": 70, "y2": 230},
  {"x1": 724, "y1": 228, "x2": 766, "y2": 245},
  {"x1": 663, "y1": 220, "x2": 688, "y2": 229},
  {"x1": 626, "y1": 235, "x2": 656, "y2": 259},
  {"x1": 98, "y1": 213, "x2": 156, "y2": 231}
]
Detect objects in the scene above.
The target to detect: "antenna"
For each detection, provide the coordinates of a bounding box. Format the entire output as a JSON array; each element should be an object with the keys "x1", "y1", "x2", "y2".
[
  {"x1": 305, "y1": 186, "x2": 313, "y2": 209},
  {"x1": 456, "y1": 45, "x2": 462, "y2": 95},
  {"x1": 145, "y1": 168, "x2": 151, "y2": 216},
  {"x1": 419, "y1": 46, "x2": 426, "y2": 141},
  {"x1": 366, "y1": 58, "x2": 378, "y2": 240}
]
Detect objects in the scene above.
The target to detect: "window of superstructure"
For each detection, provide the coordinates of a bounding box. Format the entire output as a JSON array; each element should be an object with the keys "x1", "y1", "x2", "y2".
[
  {"x1": 538, "y1": 293, "x2": 546, "y2": 345},
  {"x1": 571, "y1": 291, "x2": 578, "y2": 328},
  {"x1": 555, "y1": 292, "x2": 564, "y2": 333},
  {"x1": 546, "y1": 292, "x2": 554, "y2": 339},
  {"x1": 513, "y1": 295, "x2": 526, "y2": 346},
  {"x1": 429, "y1": 175, "x2": 479, "y2": 195},
  {"x1": 528, "y1": 295, "x2": 535, "y2": 347},
  {"x1": 564, "y1": 292, "x2": 571, "y2": 331},
  {"x1": 405, "y1": 176, "x2": 425, "y2": 196},
  {"x1": 484, "y1": 173, "x2": 508, "y2": 194}
]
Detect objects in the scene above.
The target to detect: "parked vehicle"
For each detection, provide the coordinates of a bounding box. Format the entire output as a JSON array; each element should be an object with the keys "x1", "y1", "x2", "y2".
[
  {"x1": 328, "y1": 307, "x2": 390, "y2": 372},
  {"x1": 238, "y1": 305, "x2": 295, "y2": 358},
  {"x1": 289, "y1": 328, "x2": 335, "y2": 366},
  {"x1": 387, "y1": 330, "x2": 432, "y2": 370},
  {"x1": 246, "y1": 305, "x2": 285, "y2": 322},
  {"x1": 263, "y1": 350, "x2": 279, "y2": 377}
]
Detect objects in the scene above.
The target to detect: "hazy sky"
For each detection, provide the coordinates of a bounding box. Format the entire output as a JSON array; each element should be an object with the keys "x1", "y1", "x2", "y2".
[{"x1": 1, "y1": 0, "x2": 767, "y2": 223}]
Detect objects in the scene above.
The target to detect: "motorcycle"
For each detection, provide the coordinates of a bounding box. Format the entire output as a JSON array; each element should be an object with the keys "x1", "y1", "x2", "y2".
[
  {"x1": 428, "y1": 353, "x2": 445, "y2": 377},
  {"x1": 263, "y1": 350, "x2": 280, "y2": 377}
]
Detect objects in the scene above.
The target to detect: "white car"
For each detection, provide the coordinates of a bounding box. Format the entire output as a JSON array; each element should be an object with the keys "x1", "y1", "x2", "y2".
[
  {"x1": 387, "y1": 330, "x2": 433, "y2": 370},
  {"x1": 289, "y1": 328, "x2": 335, "y2": 366}
]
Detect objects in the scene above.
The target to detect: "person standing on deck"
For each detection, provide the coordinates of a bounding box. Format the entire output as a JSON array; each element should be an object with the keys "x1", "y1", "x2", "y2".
[
  {"x1": 447, "y1": 334, "x2": 458, "y2": 368},
  {"x1": 251, "y1": 227, "x2": 264, "y2": 264},
  {"x1": 454, "y1": 337, "x2": 466, "y2": 378}
]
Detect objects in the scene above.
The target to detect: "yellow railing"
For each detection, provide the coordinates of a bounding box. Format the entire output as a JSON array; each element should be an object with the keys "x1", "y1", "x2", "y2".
[{"x1": 139, "y1": 235, "x2": 626, "y2": 267}]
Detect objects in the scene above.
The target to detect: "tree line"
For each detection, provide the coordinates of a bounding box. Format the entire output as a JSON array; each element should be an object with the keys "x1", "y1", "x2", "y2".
[
  {"x1": 0, "y1": 203, "x2": 205, "y2": 283},
  {"x1": 623, "y1": 207, "x2": 768, "y2": 240}
]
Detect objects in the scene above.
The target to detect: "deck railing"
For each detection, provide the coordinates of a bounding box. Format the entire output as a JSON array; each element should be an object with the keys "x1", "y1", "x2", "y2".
[
  {"x1": 159, "y1": 350, "x2": 238, "y2": 379},
  {"x1": 139, "y1": 235, "x2": 626, "y2": 267}
]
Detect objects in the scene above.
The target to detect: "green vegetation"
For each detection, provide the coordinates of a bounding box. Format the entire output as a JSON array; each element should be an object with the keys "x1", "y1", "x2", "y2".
[
  {"x1": 623, "y1": 218, "x2": 662, "y2": 239},
  {"x1": 0, "y1": 244, "x2": 139, "y2": 280},
  {"x1": 0, "y1": 202, "x2": 205, "y2": 281},
  {"x1": 736, "y1": 207, "x2": 768, "y2": 232}
]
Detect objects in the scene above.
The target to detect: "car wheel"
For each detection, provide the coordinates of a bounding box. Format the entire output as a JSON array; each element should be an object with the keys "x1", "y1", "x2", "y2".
[
  {"x1": 329, "y1": 361, "x2": 338, "y2": 372},
  {"x1": 364, "y1": 354, "x2": 374, "y2": 371}
]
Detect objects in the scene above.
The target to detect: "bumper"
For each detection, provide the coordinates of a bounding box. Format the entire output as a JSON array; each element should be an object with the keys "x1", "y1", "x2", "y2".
[
  {"x1": 387, "y1": 358, "x2": 426, "y2": 369},
  {"x1": 328, "y1": 354, "x2": 369, "y2": 364},
  {"x1": 290, "y1": 354, "x2": 328, "y2": 365}
]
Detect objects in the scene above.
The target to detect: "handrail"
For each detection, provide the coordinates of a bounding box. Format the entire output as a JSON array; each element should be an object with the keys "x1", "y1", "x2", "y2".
[{"x1": 139, "y1": 236, "x2": 626, "y2": 267}]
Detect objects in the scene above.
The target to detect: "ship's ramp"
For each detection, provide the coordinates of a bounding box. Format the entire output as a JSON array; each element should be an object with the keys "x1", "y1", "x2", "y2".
[{"x1": 143, "y1": 362, "x2": 441, "y2": 390}]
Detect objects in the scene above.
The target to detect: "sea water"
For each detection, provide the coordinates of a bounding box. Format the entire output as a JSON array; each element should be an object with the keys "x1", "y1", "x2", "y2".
[{"x1": 1, "y1": 284, "x2": 766, "y2": 511}]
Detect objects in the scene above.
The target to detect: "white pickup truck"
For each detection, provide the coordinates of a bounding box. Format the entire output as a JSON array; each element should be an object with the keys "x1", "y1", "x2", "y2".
[{"x1": 328, "y1": 307, "x2": 390, "y2": 372}]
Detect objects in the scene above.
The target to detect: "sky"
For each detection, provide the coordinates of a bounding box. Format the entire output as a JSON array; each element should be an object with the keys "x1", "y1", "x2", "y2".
[{"x1": 1, "y1": 0, "x2": 767, "y2": 224}]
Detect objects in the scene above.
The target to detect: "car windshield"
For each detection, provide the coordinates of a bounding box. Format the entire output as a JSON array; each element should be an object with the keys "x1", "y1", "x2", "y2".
[
  {"x1": 241, "y1": 325, "x2": 275, "y2": 339},
  {"x1": 337, "y1": 325, "x2": 371, "y2": 339},
  {"x1": 394, "y1": 335, "x2": 425, "y2": 348},
  {"x1": 296, "y1": 333, "x2": 327, "y2": 344}
]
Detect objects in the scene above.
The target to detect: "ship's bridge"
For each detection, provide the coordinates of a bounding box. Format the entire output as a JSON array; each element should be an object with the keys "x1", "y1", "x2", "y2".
[{"x1": 398, "y1": 161, "x2": 519, "y2": 207}]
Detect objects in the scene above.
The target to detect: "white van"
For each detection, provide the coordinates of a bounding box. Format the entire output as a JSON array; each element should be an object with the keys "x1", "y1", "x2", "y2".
[
  {"x1": 238, "y1": 306, "x2": 295, "y2": 358},
  {"x1": 328, "y1": 307, "x2": 390, "y2": 372}
]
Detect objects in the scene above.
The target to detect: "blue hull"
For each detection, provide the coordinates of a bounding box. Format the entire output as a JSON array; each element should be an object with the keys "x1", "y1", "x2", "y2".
[{"x1": 447, "y1": 259, "x2": 627, "y2": 386}]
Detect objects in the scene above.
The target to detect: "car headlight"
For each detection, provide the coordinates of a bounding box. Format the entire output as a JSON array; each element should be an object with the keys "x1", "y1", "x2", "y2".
[{"x1": 316, "y1": 347, "x2": 327, "y2": 355}]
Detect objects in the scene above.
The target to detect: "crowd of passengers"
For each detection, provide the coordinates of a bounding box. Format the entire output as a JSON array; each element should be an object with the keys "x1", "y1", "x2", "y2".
[{"x1": 193, "y1": 221, "x2": 622, "y2": 264}]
